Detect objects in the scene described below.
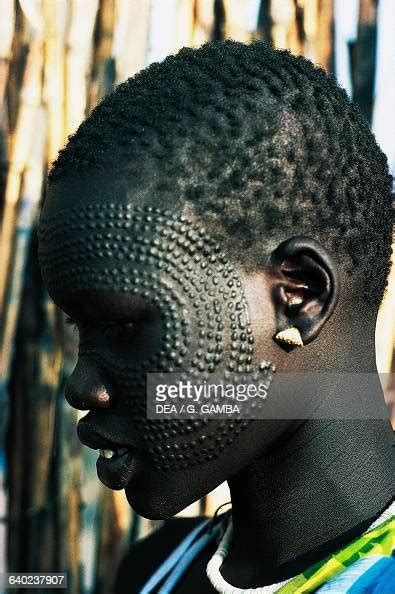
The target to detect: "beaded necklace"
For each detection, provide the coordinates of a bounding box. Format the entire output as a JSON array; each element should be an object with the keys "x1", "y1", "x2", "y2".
[
  {"x1": 139, "y1": 501, "x2": 395, "y2": 593},
  {"x1": 206, "y1": 501, "x2": 395, "y2": 594}
]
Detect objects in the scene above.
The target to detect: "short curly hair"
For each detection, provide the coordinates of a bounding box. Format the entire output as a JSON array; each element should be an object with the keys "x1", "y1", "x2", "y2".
[{"x1": 48, "y1": 40, "x2": 393, "y2": 305}]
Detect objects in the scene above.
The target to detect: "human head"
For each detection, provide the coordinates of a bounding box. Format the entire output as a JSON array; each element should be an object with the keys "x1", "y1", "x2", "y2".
[{"x1": 38, "y1": 40, "x2": 393, "y2": 518}]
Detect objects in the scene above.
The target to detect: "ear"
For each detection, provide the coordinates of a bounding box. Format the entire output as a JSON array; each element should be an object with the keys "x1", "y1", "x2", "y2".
[{"x1": 269, "y1": 236, "x2": 339, "y2": 347}]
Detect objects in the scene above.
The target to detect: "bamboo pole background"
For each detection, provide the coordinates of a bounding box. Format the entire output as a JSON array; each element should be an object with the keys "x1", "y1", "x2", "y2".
[{"x1": 0, "y1": 2, "x2": 393, "y2": 593}]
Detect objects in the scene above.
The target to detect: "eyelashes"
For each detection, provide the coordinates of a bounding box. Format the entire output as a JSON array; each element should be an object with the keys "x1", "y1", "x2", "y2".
[
  {"x1": 65, "y1": 315, "x2": 79, "y2": 331},
  {"x1": 64, "y1": 315, "x2": 136, "y2": 341}
]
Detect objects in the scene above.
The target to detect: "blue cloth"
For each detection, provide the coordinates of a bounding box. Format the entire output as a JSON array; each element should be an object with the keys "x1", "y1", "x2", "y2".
[
  {"x1": 139, "y1": 518, "x2": 211, "y2": 594},
  {"x1": 157, "y1": 522, "x2": 222, "y2": 594},
  {"x1": 317, "y1": 555, "x2": 395, "y2": 593},
  {"x1": 370, "y1": 554, "x2": 395, "y2": 593}
]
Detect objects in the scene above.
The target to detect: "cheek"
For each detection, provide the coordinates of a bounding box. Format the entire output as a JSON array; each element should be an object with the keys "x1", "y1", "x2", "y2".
[
  {"x1": 87, "y1": 347, "x2": 251, "y2": 470},
  {"x1": 79, "y1": 317, "x2": 164, "y2": 367},
  {"x1": 75, "y1": 278, "x2": 265, "y2": 473},
  {"x1": 75, "y1": 282, "x2": 274, "y2": 475},
  {"x1": 242, "y1": 273, "x2": 276, "y2": 356},
  {"x1": 76, "y1": 344, "x2": 252, "y2": 471}
]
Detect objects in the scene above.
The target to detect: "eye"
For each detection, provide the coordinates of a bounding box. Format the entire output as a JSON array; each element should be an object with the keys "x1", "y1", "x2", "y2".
[
  {"x1": 101, "y1": 321, "x2": 136, "y2": 342},
  {"x1": 65, "y1": 315, "x2": 90, "y2": 334},
  {"x1": 65, "y1": 315, "x2": 137, "y2": 342},
  {"x1": 65, "y1": 315, "x2": 78, "y2": 331}
]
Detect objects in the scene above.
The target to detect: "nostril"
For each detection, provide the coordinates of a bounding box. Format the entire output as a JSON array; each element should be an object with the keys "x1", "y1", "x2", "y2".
[{"x1": 95, "y1": 386, "x2": 110, "y2": 407}]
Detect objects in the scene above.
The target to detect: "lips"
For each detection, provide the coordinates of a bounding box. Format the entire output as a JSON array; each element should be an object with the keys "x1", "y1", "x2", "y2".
[
  {"x1": 96, "y1": 448, "x2": 138, "y2": 490},
  {"x1": 77, "y1": 419, "x2": 140, "y2": 489},
  {"x1": 100, "y1": 447, "x2": 129, "y2": 459}
]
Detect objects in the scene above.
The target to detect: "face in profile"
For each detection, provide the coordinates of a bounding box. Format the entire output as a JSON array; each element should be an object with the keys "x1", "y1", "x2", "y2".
[
  {"x1": 36, "y1": 36, "x2": 394, "y2": 537},
  {"x1": 38, "y1": 186, "x2": 292, "y2": 519}
]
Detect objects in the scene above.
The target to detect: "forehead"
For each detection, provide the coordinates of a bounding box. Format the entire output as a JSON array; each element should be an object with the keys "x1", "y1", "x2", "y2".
[{"x1": 38, "y1": 197, "x2": 229, "y2": 312}]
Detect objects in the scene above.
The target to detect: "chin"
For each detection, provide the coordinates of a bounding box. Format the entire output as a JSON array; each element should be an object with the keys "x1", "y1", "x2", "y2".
[
  {"x1": 123, "y1": 464, "x2": 222, "y2": 519},
  {"x1": 124, "y1": 480, "x2": 196, "y2": 520},
  {"x1": 125, "y1": 495, "x2": 185, "y2": 520}
]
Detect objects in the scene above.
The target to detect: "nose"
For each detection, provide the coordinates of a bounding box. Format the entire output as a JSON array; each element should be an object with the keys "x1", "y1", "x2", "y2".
[{"x1": 64, "y1": 358, "x2": 111, "y2": 410}]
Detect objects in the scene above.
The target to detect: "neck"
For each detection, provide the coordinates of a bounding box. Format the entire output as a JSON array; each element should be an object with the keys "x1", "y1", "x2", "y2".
[{"x1": 223, "y1": 376, "x2": 394, "y2": 588}]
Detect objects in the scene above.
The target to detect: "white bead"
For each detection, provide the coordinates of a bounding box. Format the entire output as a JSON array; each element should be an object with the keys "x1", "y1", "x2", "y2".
[{"x1": 206, "y1": 518, "x2": 292, "y2": 594}]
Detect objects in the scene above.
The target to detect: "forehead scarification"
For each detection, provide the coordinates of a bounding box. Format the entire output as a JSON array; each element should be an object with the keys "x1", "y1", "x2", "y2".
[{"x1": 38, "y1": 202, "x2": 234, "y2": 297}]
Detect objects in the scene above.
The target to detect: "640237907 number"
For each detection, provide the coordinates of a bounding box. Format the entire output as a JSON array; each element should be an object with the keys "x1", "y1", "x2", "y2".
[{"x1": 1, "y1": 573, "x2": 67, "y2": 588}]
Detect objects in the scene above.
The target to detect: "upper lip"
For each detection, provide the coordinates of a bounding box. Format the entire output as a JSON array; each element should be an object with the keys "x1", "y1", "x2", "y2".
[{"x1": 77, "y1": 419, "x2": 130, "y2": 451}]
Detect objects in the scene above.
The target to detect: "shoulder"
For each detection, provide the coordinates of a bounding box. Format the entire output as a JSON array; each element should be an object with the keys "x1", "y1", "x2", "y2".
[{"x1": 113, "y1": 516, "x2": 207, "y2": 594}]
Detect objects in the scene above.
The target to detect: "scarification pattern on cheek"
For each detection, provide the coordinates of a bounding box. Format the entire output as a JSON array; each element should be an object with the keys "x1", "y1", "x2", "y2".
[{"x1": 38, "y1": 204, "x2": 271, "y2": 470}]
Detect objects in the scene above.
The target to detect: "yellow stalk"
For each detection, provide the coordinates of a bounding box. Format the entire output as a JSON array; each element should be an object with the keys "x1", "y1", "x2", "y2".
[
  {"x1": 192, "y1": 0, "x2": 215, "y2": 47},
  {"x1": 223, "y1": 0, "x2": 255, "y2": 42},
  {"x1": 175, "y1": 0, "x2": 195, "y2": 51},
  {"x1": 0, "y1": 0, "x2": 15, "y2": 105},
  {"x1": 42, "y1": 0, "x2": 68, "y2": 164},
  {"x1": 112, "y1": 0, "x2": 151, "y2": 82},
  {"x1": 0, "y1": 106, "x2": 46, "y2": 378},
  {"x1": 0, "y1": 36, "x2": 43, "y2": 314},
  {"x1": 316, "y1": 0, "x2": 334, "y2": 72},
  {"x1": 303, "y1": 0, "x2": 319, "y2": 63},
  {"x1": 271, "y1": 0, "x2": 296, "y2": 50},
  {"x1": 88, "y1": 0, "x2": 115, "y2": 110},
  {"x1": 65, "y1": 0, "x2": 99, "y2": 137}
]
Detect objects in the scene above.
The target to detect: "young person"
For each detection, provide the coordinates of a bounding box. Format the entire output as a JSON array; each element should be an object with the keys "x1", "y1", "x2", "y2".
[{"x1": 38, "y1": 41, "x2": 394, "y2": 593}]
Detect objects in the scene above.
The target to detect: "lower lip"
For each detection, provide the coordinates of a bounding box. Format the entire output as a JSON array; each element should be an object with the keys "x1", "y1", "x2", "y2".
[{"x1": 96, "y1": 449, "x2": 139, "y2": 490}]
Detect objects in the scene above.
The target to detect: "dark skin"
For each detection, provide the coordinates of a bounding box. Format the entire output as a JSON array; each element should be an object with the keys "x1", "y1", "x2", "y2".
[{"x1": 38, "y1": 186, "x2": 394, "y2": 593}]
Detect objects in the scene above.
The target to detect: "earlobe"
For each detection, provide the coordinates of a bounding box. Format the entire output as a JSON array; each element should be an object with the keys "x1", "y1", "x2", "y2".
[
  {"x1": 269, "y1": 236, "x2": 340, "y2": 348},
  {"x1": 274, "y1": 326, "x2": 304, "y2": 348}
]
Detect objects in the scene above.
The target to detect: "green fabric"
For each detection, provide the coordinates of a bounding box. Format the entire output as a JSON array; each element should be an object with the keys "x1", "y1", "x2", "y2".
[{"x1": 276, "y1": 514, "x2": 395, "y2": 593}]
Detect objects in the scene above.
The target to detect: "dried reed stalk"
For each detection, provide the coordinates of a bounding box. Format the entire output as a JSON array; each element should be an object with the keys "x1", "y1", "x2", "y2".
[
  {"x1": 192, "y1": 0, "x2": 215, "y2": 46},
  {"x1": 0, "y1": 36, "x2": 43, "y2": 317},
  {"x1": 65, "y1": 0, "x2": 99, "y2": 136},
  {"x1": 316, "y1": 0, "x2": 334, "y2": 71},
  {"x1": 112, "y1": 0, "x2": 151, "y2": 83},
  {"x1": 223, "y1": 0, "x2": 257, "y2": 42},
  {"x1": 303, "y1": 0, "x2": 319, "y2": 62},
  {"x1": 271, "y1": 0, "x2": 296, "y2": 50},
  {"x1": 175, "y1": 0, "x2": 195, "y2": 51},
  {"x1": 95, "y1": 490, "x2": 132, "y2": 593},
  {"x1": 42, "y1": 0, "x2": 68, "y2": 164},
  {"x1": 88, "y1": 0, "x2": 115, "y2": 111},
  {"x1": 0, "y1": 0, "x2": 15, "y2": 106},
  {"x1": 56, "y1": 398, "x2": 83, "y2": 594},
  {"x1": 0, "y1": 106, "x2": 46, "y2": 378}
]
